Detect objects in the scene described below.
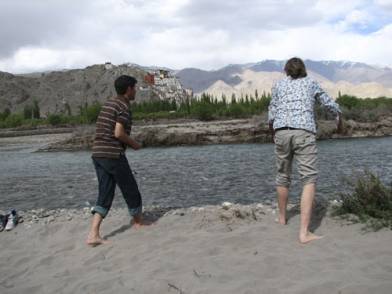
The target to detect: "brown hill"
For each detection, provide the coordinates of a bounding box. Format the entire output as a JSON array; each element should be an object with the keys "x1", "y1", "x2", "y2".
[{"x1": 0, "y1": 63, "x2": 187, "y2": 115}]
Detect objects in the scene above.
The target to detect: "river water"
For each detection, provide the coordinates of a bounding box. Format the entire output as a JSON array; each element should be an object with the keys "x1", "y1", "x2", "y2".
[{"x1": 0, "y1": 136, "x2": 391, "y2": 211}]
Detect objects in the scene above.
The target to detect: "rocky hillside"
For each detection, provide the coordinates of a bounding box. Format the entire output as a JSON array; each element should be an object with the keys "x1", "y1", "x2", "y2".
[
  {"x1": 0, "y1": 63, "x2": 188, "y2": 114},
  {"x1": 176, "y1": 60, "x2": 392, "y2": 98}
]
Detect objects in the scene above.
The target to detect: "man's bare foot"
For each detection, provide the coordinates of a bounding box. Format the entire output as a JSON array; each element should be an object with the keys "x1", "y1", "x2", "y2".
[
  {"x1": 131, "y1": 215, "x2": 151, "y2": 229},
  {"x1": 86, "y1": 236, "x2": 111, "y2": 247},
  {"x1": 278, "y1": 215, "x2": 287, "y2": 225},
  {"x1": 299, "y1": 232, "x2": 324, "y2": 244}
]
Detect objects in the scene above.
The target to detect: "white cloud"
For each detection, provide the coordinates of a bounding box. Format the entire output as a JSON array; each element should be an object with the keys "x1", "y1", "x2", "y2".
[
  {"x1": 0, "y1": 0, "x2": 391, "y2": 73},
  {"x1": 0, "y1": 47, "x2": 103, "y2": 73},
  {"x1": 335, "y1": 9, "x2": 374, "y2": 32},
  {"x1": 345, "y1": 10, "x2": 371, "y2": 26},
  {"x1": 374, "y1": 0, "x2": 392, "y2": 10}
]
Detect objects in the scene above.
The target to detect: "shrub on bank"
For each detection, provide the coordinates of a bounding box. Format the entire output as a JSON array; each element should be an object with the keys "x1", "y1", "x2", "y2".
[
  {"x1": 226, "y1": 103, "x2": 247, "y2": 118},
  {"x1": 336, "y1": 95, "x2": 392, "y2": 122},
  {"x1": 332, "y1": 171, "x2": 392, "y2": 231},
  {"x1": 190, "y1": 101, "x2": 215, "y2": 121},
  {"x1": 47, "y1": 114, "x2": 63, "y2": 126},
  {"x1": 0, "y1": 113, "x2": 24, "y2": 128}
]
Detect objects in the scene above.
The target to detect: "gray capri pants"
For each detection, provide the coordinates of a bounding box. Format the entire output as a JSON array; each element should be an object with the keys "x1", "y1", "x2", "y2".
[{"x1": 274, "y1": 129, "x2": 318, "y2": 187}]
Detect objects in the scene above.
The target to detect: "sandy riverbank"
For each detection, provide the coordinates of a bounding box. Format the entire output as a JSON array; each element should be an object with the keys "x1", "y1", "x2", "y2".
[{"x1": 0, "y1": 203, "x2": 391, "y2": 294}]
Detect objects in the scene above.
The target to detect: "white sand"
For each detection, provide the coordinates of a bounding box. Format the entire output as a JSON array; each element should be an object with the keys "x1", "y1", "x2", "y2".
[{"x1": 0, "y1": 204, "x2": 391, "y2": 294}]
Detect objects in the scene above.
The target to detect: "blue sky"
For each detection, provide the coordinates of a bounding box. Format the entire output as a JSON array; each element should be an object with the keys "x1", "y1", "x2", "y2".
[
  {"x1": 0, "y1": 0, "x2": 391, "y2": 73},
  {"x1": 333, "y1": 1, "x2": 391, "y2": 34}
]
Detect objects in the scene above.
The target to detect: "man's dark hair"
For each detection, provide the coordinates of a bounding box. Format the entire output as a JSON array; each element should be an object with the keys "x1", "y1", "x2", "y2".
[
  {"x1": 284, "y1": 57, "x2": 307, "y2": 79},
  {"x1": 114, "y1": 75, "x2": 137, "y2": 95}
]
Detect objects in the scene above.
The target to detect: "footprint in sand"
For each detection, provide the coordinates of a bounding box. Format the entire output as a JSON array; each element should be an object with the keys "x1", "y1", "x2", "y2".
[
  {"x1": 14, "y1": 256, "x2": 31, "y2": 267},
  {"x1": 83, "y1": 252, "x2": 107, "y2": 266},
  {"x1": 53, "y1": 269, "x2": 71, "y2": 278},
  {"x1": 39, "y1": 256, "x2": 55, "y2": 266},
  {"x1": 54, "y1": 244, "x2": 76, "y2": 254}
]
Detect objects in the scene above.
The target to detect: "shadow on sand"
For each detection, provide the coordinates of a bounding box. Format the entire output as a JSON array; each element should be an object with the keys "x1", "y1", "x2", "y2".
[
  {"x1": 103, "y1": 206, "x2": 178, "y2": 239},
  {"x1": 286, "y1": 197, "x2": 329, "y2": 233}
]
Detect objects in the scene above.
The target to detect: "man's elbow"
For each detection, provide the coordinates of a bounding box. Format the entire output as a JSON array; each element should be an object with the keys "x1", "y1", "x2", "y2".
[{"x1": 114, "y1": 130, "x2": 123, "y2": 140}]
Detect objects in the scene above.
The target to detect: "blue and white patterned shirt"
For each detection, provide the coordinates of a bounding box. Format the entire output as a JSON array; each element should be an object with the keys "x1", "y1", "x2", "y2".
[{"x1": 268, "y1": 76, "x2": 341, "y2": 134}]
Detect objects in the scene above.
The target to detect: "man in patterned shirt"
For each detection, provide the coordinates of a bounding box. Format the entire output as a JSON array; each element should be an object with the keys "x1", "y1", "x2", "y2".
[
  {"x1": 268, "y1": 57, "x2": 343, "y2": 244},
  {"x1": 86, "y1": 75, "x2": 144, "y2": 246}
]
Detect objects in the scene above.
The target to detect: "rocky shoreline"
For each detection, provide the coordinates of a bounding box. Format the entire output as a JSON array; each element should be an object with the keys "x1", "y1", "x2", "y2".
[
  {"x1": 4, "y1": 203, "x2": 275, "y2": 231},
  {"x1": 1, "y1": 116, "x2": 392, "y2": 152},
  {"x1": 6, "y1": 200, "x2": 338, "y2": 229},
  {"x1": 0, "y1": 126, "x2": 73, "y2": 138}
]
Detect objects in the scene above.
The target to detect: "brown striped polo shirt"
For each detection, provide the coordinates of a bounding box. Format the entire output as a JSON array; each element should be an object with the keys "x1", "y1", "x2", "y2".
[{"x1": 92, "y1": 96, "x2": 132, "y2": 158}]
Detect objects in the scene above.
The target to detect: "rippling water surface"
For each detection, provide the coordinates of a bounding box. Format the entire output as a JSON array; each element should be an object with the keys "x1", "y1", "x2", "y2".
[{"x1": 1, "y1": 136, "x2": 391, "y2": 210}]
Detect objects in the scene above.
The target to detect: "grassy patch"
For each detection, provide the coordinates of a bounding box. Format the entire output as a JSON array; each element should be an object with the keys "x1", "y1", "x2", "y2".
[{"x1": 332, "y1": 171, "x2": 392, "y2": 231}]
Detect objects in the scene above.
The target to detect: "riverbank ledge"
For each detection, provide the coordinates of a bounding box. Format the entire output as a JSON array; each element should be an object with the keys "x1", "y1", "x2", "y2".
[{"x1": 31, "y1": 116, "x2": 392, "y2": 152}]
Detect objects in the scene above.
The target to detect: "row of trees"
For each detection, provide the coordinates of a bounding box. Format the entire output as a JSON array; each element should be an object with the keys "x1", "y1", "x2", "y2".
[
  {"x1": 1, "y1": 93, "x2": 392, "y2": 128},
  {"x1": 0, "y1": 100, "x2": 103, "y2": 128},
  {"x1": 0, "y1": 93, "x2": 271, "y2": 128},
  {"x1": 183, "y1": 92, "x2": 271, "y2": 121},
  {"x1": 132, "y1": 92, "x2": 271, "y2": 121},
  {"x1": 335, "y1": 95, "x2": 392, "y2": 122}
]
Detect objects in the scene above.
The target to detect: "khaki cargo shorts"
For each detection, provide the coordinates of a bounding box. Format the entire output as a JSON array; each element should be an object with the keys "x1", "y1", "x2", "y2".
[{"x1": 274, "y1": 129, "x2": 318, "y2": 187}]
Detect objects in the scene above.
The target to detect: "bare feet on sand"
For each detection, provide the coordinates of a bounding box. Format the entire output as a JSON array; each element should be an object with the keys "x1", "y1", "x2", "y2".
[
  {"x1": 131, "y1": 215, "x2": 152, "y2": 229},
  {"x1": 299, "y1": 232, "x2": 324, "y2": 244},
  {"x1": 86, "y1": 236, "x2": 111, "y2": 247},
  {"x1": 278, "y1": 215, "x2": 287, "y2": 225}
]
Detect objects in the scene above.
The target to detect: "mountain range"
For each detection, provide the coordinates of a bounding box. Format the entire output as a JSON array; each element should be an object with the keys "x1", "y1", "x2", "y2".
[{"x1": 175, "y1": 60, "x2": 392, "y2": 98}]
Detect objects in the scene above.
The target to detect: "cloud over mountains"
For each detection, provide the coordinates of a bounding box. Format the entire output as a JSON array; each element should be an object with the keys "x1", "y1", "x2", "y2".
[{"x1": 0, "y1": 0, "x2": 391, "y2": 73}]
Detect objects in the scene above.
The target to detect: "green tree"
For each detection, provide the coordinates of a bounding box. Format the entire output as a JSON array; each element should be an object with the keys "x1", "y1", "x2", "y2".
[
  {"x1": 85, "y1": 101, "x2": 102, "y2": 123},
  {"x1": 191, "y1": 101, "x2": 214, "y2": 121},
  {"x1": 231, "y1": 93, "x2": 236, "y2": 104},
  {"x1": 23, "y1": 104, "x2": 33, "y2": 119},
  {"x1": 32, "y1": 99, "x2": 40, "y2": 119},
  {"x1": 227, "y1": 103, "x2": 245, "y2": 118},
  {"x1": 221, "y1": 94, "x2": 227, "y2": 106},
  {"x1": 64, "y1": 102, "x2": 72, "y2": 116},
  {"x1": 0, "y1": 108, "x2": 11, "y2": 121},
  {"x1": 336, "y1": 95, "x2": 360, "y2": 109}
]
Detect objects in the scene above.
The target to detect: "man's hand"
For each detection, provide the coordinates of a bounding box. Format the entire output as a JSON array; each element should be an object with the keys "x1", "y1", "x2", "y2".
[
  {"x1": 114, "y1": 122, "x2": 142, "y2": 150},
  {"x1": 130, "y1": 140, "x2": 142, "y2": 150},
  {"x1": 336, "y1": 113, "x2": 344, "y2": 134},
  {"x1": 269, "y1": 121, "x2": 275, "y2": 143}
]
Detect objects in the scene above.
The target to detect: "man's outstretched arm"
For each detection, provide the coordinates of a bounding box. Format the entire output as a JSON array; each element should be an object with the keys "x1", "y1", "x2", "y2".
[
  {"x1": 313, "y1": 81, "x2": 344, "y2": 134},
  {"x1": 268, "y1": 85, "x2": 278, "y2": 142}
]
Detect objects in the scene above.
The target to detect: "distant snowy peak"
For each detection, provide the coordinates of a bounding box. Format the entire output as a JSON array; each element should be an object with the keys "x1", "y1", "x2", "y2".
[
  {"x1": 317, "y1": 60, "x2": 374, "y2": 69},
  {"x1": 175, "y1": 59, "x2": 392, "y2": 96},
  {"x1": 248, "y1": 60, "x2": 284, "y2": 72},
  {"x1": 247, "y1": 59, "x2": 391, "y2": 72}
]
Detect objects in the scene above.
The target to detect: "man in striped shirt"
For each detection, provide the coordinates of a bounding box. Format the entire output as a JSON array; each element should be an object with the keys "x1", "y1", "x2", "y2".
[{"x1": 87, "y1": 75, "x2": 144, "y2": 246}]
